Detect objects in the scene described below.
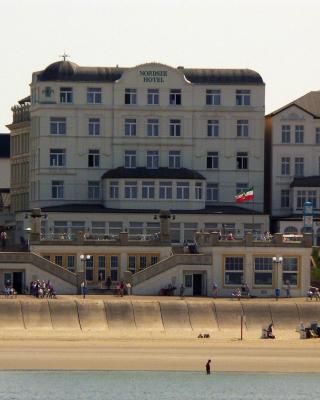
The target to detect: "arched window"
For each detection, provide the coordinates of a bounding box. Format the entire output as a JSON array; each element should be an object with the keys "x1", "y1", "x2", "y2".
[{"x1": 284, "y1": 226, "x2": 298, "y2": 234}]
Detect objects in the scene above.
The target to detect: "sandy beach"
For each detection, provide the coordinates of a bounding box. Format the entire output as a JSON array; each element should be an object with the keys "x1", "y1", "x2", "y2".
[{"x1": 0, "y1": 338, "x2": 319, "y2": 373}]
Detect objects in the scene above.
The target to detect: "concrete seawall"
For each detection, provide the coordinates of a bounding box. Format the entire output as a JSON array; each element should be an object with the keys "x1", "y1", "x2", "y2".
[{"x1": 0, "y1": 298, "x2": 319, "y2": 339}]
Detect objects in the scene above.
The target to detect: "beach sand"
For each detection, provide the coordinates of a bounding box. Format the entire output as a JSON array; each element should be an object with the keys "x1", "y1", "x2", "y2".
[{"x1": 0, "y1": 338, "x2": 319, "y2": 373}]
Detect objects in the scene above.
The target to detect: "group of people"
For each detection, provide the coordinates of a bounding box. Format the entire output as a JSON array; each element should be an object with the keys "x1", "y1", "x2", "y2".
[
  {"x1": 3, "y1": 280, "x2": 16, "y2": 297},
  {"x1": 307, "y1": 286, "x2": 320, "y2": 300},
  {"x1": 29, "y1": 280, "x2": 56, "y2": 298}
]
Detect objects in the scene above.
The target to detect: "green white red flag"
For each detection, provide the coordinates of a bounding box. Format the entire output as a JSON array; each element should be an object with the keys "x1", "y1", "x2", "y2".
[{"x1": 235, "y1": 187, "x2": 254, "y2": 203}]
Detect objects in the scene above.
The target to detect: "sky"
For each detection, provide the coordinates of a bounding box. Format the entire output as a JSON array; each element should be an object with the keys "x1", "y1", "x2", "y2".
[{"x1": 0, "y1": 0, "x2": 319, "y2": 132}]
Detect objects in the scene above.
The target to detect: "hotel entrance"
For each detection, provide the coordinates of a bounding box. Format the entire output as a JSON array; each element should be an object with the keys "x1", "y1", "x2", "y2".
[
  {"x1": 3, "y1": 271, "x2": 24, "y2": 294},
  {"x1": 184, "y1": 272, "x2": 207, "y2": 296}
]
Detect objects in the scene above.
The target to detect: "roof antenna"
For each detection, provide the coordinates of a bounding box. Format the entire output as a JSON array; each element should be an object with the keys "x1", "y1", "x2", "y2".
[{"x1": 59, "y1": 51, "x2": 70, "y2": 61}]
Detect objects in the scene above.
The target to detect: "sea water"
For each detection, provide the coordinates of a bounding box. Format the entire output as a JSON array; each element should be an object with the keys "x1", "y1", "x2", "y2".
[{"x1": 0, "y1": 371, "x2": 319, "y2": 400}]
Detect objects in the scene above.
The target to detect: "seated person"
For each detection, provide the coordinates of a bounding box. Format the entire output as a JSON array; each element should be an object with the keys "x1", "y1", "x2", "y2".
[
  {"x1": 232, "y1": 288, "x2": 241, "y2": 299},
  {"x1": 266, "y1": 323, "x2": 275, "y2": 339}
]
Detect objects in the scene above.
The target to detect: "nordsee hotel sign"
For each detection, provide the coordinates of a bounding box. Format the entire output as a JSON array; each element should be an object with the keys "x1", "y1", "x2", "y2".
[{"x1": 139, "y1": 70, "x2": 167, "y2": 83}]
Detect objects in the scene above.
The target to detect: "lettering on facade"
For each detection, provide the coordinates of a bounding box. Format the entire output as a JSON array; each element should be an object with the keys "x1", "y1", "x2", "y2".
[{"x1": 139, "y1": 70, "x2": 167, "y2": 83}]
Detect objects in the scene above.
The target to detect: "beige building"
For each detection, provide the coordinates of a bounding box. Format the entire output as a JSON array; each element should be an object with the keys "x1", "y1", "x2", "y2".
[
  {"x1": 266, "y1": 91, "x2": 320, "y2": 243},
  {"x1": 9, "y1": 59, "x2": 269, "y2": 243}
]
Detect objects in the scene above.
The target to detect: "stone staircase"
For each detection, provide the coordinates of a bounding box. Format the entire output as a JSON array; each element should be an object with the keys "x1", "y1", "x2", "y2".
[
  {"x1": 132, "y1": 253, "x2": 212, "y2": 287},
  {"x1": 0, "y1": 252, "x2": 77, "y2": 287}
]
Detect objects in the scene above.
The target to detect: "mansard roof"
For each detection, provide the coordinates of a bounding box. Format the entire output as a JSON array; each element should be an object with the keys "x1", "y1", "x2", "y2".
[
  {"x1": 37, "y1": 61, "x2": 264, "y2": 85},
  {"x1": 102, "y1": 167, "x2": 205, "y2": 180}
]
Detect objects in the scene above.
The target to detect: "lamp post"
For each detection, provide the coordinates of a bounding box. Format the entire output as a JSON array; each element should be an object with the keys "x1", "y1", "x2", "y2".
[
  {"x1": 272, "y1": 256, "x2": 283, "y2": 300},
  {"x1": 80, "y1": 254, "x2": 91, "y2": 285}
]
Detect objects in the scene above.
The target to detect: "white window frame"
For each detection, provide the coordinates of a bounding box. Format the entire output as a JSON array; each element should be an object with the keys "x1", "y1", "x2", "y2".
[
  {"x1": 50, "y1": 117, "x2": 66, "y2": 135},
  {"x1": 142, "y1": 181, "x2": 155, "y2": 199},
  {"x1": 124, "y1": 118, "x2": 137, "y2": 136},
  {"x1": 60, "y1": 87, "x2": 73, "y2": 103},
  {"x1": 282, "y1": 125, "x2": 291, "y2": 144},
  {"x1": 295, "y1": 125, "x2": 304, "y2": 144},
  {"x1": 146, "y1": 151, "x2": 159, "y2": 169},
  {"x1": 282, "y1": 257, "x2": 298, "y2": 287},
  {"x1": 88, "y1": 181, "x2": 100, "y2": 200},
  {"x1": 109, "y1": 181, "x2": 119, "y2": 199},
  {"x1": 236, "y1": 152, "x2": 248, "y2": 170},
  {"x1": 195, "y1": 182, "x2": 203, "y2": 200},
  {"x1": 124, "y1": 181, "x2": 138, "y2": 199},
  {"x1": 294, "y1": 157, "x2": 304, "y2": 177},
  {"x1": 224, "y1": 256, "x2": 244, "y2": 286},
  {"x1": 280, "y1": 189, "x2": 290, "y2": 208},
  {"x1": 88, "y1": 118, "x2": 100, "y2": 136},
  {"x1": 237, "y1": 120, "x2": 249, "y2": 137},
  {"x1": 207, "y1": 120, "x2": 219, "y2": 137},
  {"x1": 87, "y1": 87, "x2": 102, "y2": 104},
  {"x1": 169, "y1": 119, "x2": 181, "y2": 137},
  {"x1": 254, "y1": 257, "x2": 273, "y2": 286},
  {"x1": 235, "y1": 89, "x2": 250, "y2": 106},
  {"x1": 159, "y1": 181, "x2": 172, "y2": 199},
  {"x1": 88, "y1": 149, "x2": 100, "y2": 168},
  {"x1": 168, "y1": 151, "x2": 181, "y2": 169},
  {"x1": 176, "y1": 182, "x2": 189, "y2": 200},
  {"x1": 206, "y1": 89, "x2": 221, "y2": 106},
  {"x1": 51, "y1": 180, "x2": 64, "y2": 199},
  {"x1": 281, "y1": 157, "x2": 290, "y2": 176},
  {"x1": 169, "y1": 89, "x2": 181, "y2": 105},
  {"x1": 147, "y1": 89, "x2": 159, "y2": 105},
  {"x1": 206, "y1": 183, "x2": 218, "y2": 201},
  {"x1": 207, "y1": 152, "x2": 219, "y2": 169},
  {"x1": 125, "y1": 88, "x2": 137, "y2": 105},
  {"x1": 50, "y1": 148, "x2": 66, "y2": 167},
  {"x1": 147, "y1": 118, "x2": 159, "y2": 137},
  {"x1": 124, "y1": 150, "x2": 136, "y2": 168}
]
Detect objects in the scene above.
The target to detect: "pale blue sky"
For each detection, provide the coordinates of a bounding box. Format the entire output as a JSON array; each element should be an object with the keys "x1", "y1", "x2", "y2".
[{"x1": 1, "y1": 0, "x2": 319, "y2": 132}]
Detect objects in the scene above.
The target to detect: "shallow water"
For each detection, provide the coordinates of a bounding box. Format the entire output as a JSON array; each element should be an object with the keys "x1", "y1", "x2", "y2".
[{"x1": 0, "y1": 371, "x2": 319, "y2": 400}]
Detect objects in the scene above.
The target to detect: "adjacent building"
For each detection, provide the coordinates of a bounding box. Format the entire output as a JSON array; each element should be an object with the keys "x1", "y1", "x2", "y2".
[
  {"x1": 0, "y1": 134, "x2": 11, "y2": 220},
  {"x1": 266, "y1": 91, "x2": 320, "y2": 243}
]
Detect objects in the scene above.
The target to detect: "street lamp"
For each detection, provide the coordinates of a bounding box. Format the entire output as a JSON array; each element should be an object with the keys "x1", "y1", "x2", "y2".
[
  {"x1": 272, "y1": 256, "x2": 283, "y2": 300},
  {"x1": 80, "y1": 254, "x2": 91, "y2": 284}
]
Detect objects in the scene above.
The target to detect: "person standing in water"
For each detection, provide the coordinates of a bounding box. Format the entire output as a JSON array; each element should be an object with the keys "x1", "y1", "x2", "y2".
[{"x1": 206, "y1": 359, "x2": 211, "y2": 375}]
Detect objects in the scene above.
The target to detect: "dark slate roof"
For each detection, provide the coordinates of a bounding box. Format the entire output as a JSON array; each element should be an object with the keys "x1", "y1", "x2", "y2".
[
  {"x1": 18, "y1": 96, "x2": 31, "y2": 105},
  {"x1": 37, "y1": 61, "x2": 264, "y2": 85},
  {"x1": 41, "y1": 204, "x2": 264, "y2": 215},
  {"x1": 268, "y1": 91, "x2": 320, "y2": 118},
  {"x1": 290, "y1": 176, "x2": 320, "y2": 188},
  {"x1": 0, "y1": 134, "x2": 10, "y2": 158},
  {"x1": 101, "y1": 167, "x2": 205, "y2": 180}
]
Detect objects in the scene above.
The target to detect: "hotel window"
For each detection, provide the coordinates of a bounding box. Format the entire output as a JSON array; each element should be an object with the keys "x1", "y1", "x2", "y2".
[
  {"x1": 125, "y1": 88, "x2": 137, "y2": 105},
  {"x1": 170, "y1": 222, "x2": 181, "y2": 243},
  {"x1": 307, "y1": 190, "x2": 317, "y2": 208},
  {"x1": 206, "y1": 89, "x2": 221, "y2": 105},
  {"x1": 142, "y1": 181, "x2": 155, "y2": 199},
  {"x1": 129, "y1": 222, "x2": 143, "y2": 236},
  {"x1": 177, "y1": 182, "x2": 189, "y2": 200},
  {"x1": 237, "y1": 120, "x2": 249, "y2": 137},
  {"x1": 316, "y1": 128, "x2": 320, "y2": 144},
  {"x1": 53, "y1": 221, "x2": 68, "y2": 235},
  {"x1": 147, "y1": 89, "x2": 159, "y2": 105},
  {"x1": 67, "y1": 255, "x2": 75, "y2": 272},
  {"x1": 110, "y1": 256, "x2": 119, "y2": 281},
  {"x1": 281, "y1": 189, "x2": 290, "y2": 208},
  {"x1": 207, "y1": 152, "x2": 219, "y2": 169},
  {"x1": 170, "y1": 119, "x2": 181, "y2": 136},
  {"x1": 146, "y1": 222, "x2": 160, "y2": 235},
  {"x1": 297, "y1": 190, "x2": 306, "y2": 209},
  {"x1": 87, "y1": 87, "x2": 102, "y2": 104},
  {"x1": 195, "y1": 182, "x2": 203, "y2": 200},
  {"x1": 150, "y1": 255, "x2": 158, "y2": 265},
  {"x1": 88, "y1": 181, "x2": 100, "y2": 200},
  {"x1": 49, "y1": 148, "x2": 66, "y2": 167},
  {"x1": 236, "y1": 182, "x2": 249, "y2": 194},
  {"x1": 124, "y1": 118, "x2": 137, "y2": 136},
  {"x1": 254, "y1": 257, "x2": 273, "y2": 286},
  {"x1": 140, "y1": 256, "x2": 147, "y2": 270},
  {"x1": 204, "y1": 223, "x2": 218, "y2": 232},
  {"x1": 282, "y1": 125, "x2": 291, "y2": 144},
  {"x1": 50, "y1": 117, "x2": 66, "y2": 135},
  {"x1": 295, "y1": 125, "x2": 304, "y2": 144},
  {"x1": 224, "y1": 257, "x2": 244, "y2": 285},
  {"x1": 109, "y1": 181, "x2": 119, "y2": 199},
  {"x1": 236, "y1": 152, "x2": 248, "y2": 169},
  {"x1": 55, "y1": 255, "x2": 63, "y2": 267},
  {"x1": 128, "y1": 256, "x2": 136, "y2": 273},
  {"x1": 146, "y1": 150, "x2": 159, "y2": 169},
  {"x1": 282, "y1": 257, "x2": 298, "y2": 286},
  {"x1": 147, "y1": 118, "x2": 159, "y2": 136},
  {"x1": 159, "y1": 181, "x2": 172, "y2": 199},
  {"x1": 124, "y1": 181, "x2": 138, "y2": 199},
  {"x1": 281, "y1": 157, "x2": 290, "y2": 175},
  {"x1": 169, "y1": 89, "x2": 181, "y2": 105},
  {"x1": 235, "y1": 89, "x2": 250, "y2": 106},
  {"x1": 109, "y1": 222, "x2": 123, "y2": 236},
  {"x1": 91, "y1": 221, "x2": 106, "y2": 236},
  {"x1": 294, "y1": 157, "x2": 304, "y2": 176},
  {"x1": 98, "y1": 256, "x2": 106, "y2": 281},
  {"x1": 70, "y1": 221, "x2": 85, "y2": 237},
  {"x1": 124, "y1": 150, "x2": 136, "y2": 168},
  {"x1": 206, "y1": 183, "x2": 218, "y2": 201},
  {"x1": 51, "y1": 180, "x2": 64, "y2": 199},
  {"x1": 184, "y1": 223, "x2": 198, "y2": 242},
  {"x1": 207, "y1": 120, "x2": 219, "y2": 137},
  {"x1": 88, "y1": 118, "x2": 100, "y2": 136},
  {"x1": 60, "y1": 87, "x2": 73, "y2": 103},
  {"x1": 88, "y1": 149, "x2": 100, "y2": 167},
  {"x1": 85, "y1": 256, "x2": 94, "y2": 281},
  {"x1": 168, "y1": 151, "x2": 181, "y2": 168}
]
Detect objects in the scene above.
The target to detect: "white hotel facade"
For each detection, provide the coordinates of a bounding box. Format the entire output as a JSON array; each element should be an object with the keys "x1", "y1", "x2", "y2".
[{"x1": 11, "y1": 60, "x2": 268, "y2": 243}]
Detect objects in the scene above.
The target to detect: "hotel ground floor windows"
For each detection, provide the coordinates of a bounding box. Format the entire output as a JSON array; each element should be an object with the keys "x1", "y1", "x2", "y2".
[
  {"x1": 282, "y1": 257, "x2": 298, "y2": 286},
  {"x1": 224, "y1": 256, "x2": 244, "y2": 285},
  {"x1": 254, "y1": 257, "x2": 273, "y2": 286}
]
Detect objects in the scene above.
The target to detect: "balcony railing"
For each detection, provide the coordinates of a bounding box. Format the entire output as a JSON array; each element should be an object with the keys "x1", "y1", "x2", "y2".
[{"x1": 11, "y1": 104, "x2": 30, "y2": 124}]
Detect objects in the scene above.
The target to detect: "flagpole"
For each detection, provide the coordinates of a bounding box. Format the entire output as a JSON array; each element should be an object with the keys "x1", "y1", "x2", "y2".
[{"x1": 252, "y1": 185, "x2": 255, "y2": 238}]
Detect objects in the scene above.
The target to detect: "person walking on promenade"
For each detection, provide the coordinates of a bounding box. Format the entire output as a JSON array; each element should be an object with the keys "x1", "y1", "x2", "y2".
[
  {"x1": 81, "y1": 281, "x2": 87, "y2": 299},
  {"x1": 212, "y1": 282, "x2": 218, "y2": 298},
  {"x1": 0, "y1": 231, "x2": 7, "y2": 250},
  {"x1": 179, "y1": 284, "x2": 185, "y2": 299},
  {"x1": 285, "y1": 281, "x2": 291, "y2": 298},
  {"x1": 206, "y1": 359, "x2": 211, "y2": 375}
]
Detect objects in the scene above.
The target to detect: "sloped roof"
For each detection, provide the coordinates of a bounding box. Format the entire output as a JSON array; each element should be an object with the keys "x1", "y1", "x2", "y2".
[
  {"x1": 37, "y1": 61, "x2": 264, "y2": 85},
  {"x1": 268, "y1": 91, "x2": 320, "y2": 118},
  {"x1": 101, "y1": 167, "x2": 205, "y2": 180}
]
